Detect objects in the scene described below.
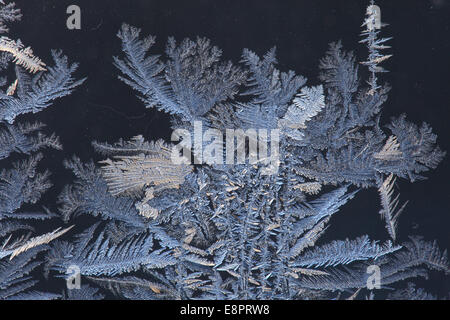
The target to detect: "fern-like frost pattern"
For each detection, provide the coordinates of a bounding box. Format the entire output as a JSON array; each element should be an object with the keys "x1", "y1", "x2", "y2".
[{"x1": 0, "y1": 1, "x2": 447, "y2": 300}]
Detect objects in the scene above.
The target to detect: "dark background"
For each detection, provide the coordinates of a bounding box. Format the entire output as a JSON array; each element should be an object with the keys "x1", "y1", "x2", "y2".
[{"x1": 8, "y1": 0, "x2": 450, "y2": 297}]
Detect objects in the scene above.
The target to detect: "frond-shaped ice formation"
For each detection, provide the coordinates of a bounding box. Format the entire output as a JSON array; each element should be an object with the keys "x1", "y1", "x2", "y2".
[
  {"x1": 0, "y1": 1, "x2": 83, "y2": 299},
  {"x1": 0, "y1": 1, "x2": 446, "y2": 300},
  {"x1": 0, "y1": 50, "x2": 85, "y2": 124},
  {"x1": 114, "y1": 24, "x2": 246, "y2": 122}
]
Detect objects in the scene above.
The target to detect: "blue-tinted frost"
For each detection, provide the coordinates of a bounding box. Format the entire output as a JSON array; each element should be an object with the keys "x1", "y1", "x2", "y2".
[{"x1": 0, "y1": 1, "x2": 447, "y2": 300}]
